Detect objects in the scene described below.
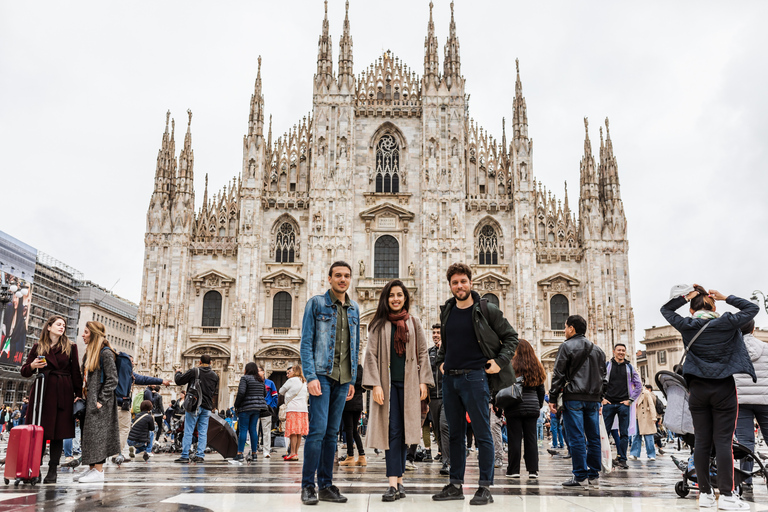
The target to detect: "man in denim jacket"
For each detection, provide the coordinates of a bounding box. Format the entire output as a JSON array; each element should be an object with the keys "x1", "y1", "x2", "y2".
[{"x1": 300, "y1": 261, "x2": 360, "y2": 505}]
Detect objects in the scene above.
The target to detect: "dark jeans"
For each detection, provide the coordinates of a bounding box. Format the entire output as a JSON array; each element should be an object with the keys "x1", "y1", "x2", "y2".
[
  {"x1": 735, "y1": 403, "x2": 768, "y2": 484},
  {"x1": 301, "y1": 376, "x2": 350, "y2": 489},
  {"x1": 688, "y1": 377, "x2": 738, "y2": 496},
  {"x1": 237, "y1": 410, "x2": 260, "y2": 454},
  {"x1": 443, "y1": 369, "x2": 494, "y2": 487},
  {"x1": 440, "y1": 402, "x2": 450, "y2": 460},
  {"x1": 602, "y1": 403, "x2": 630, "y2": 461},
  {"x1": 430, "y1": 398, "x2": 443, "y2": 454},
  {"x1": 562, "y1": 400, "x2": 601, "y2": 481},
  {"x1": 342, "y1": 409, "x2": 365, "y2": 457},
  {"x1": 386, "y1": 382, "x2": 407, "y2": 477},
  {"x1": 505, "y1": 414, "x2": 538, "y2": 474}
]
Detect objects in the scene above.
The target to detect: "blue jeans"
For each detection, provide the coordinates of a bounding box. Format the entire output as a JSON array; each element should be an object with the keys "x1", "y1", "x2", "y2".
[
  {"x1": 562, "y1": 400, "x2": 601, "y2": 481},
  {"x1": 182, "y1": 407, "x2": 211, "y2": 459},
  {"x1": 551, "y1": 417, "x2": 564, "y2": 448},
  {"x1": 443, "y1": 370, "x2": 494, "y2": 487},
  {"x1": 301, "y1": 376, "x2": 350, "y2": 489},
  {"x1": 148, "y1": 430, "x2": 155, "y2": 454},
  {"x1": 630, "y1": 433, "x2": 656, "y2": 458},
  {"x1": 238, "y1": 410, "x2": 260, "y2": 454},
  {"x1": 63, "y1": 438, "x2": 73, "y2": 458},
  {"x1": 385, "y1": 382, "x2": 407, "y2": 477},
  {"x1": 735, "y1": 403, "x2": 768, "y2": 485},
  {"x1": 602, "y1": 403, "x2": 630, "y2": 461},
  {"x1": 127, "y1": 439, "x2": 149, "y2": 454}
]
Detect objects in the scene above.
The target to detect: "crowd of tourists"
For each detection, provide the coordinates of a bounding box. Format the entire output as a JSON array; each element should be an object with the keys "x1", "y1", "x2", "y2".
[{"x1": 9, "y1": 260, "x2": 766, "y2": 510}]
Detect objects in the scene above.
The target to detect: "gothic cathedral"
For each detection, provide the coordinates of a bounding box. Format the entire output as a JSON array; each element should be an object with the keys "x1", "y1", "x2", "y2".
[{"x1": 137, "y1": 1, "x2": 634, "y2": 407}]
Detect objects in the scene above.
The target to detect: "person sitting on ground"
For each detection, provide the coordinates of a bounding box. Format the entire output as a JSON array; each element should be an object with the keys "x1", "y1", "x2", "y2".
[{"x1": 127, "y1": 400, "x2": 156, "y2": 461}]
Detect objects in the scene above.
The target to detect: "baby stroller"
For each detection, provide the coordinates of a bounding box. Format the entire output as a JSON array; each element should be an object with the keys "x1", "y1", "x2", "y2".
[{"x1": 656, "y1": 370, "x2": 768, "y2": 498}]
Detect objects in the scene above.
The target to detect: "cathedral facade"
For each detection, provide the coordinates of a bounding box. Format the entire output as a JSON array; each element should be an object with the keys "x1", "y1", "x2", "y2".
[{"x1": 136, "y1": 1, "x2": 634, "y2": 407}]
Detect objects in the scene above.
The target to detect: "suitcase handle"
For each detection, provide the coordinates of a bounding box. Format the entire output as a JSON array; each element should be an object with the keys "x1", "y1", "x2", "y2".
[{"x1": 31, "y1": 373, "x2": 45, "y2": 427}]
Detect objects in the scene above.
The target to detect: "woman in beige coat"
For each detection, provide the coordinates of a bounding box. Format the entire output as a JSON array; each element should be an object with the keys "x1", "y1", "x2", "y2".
[
  {"x1": 363, "y1": 279, "x2": 434, "y2": 502},
  {"x1": 630, "y1": 385, "x2": 658, "y2": 460}
]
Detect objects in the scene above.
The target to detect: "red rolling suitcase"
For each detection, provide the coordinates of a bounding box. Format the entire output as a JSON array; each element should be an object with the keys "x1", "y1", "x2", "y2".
[{"x1": 4, "y1": 372, "x2": 45, "y2": 486}]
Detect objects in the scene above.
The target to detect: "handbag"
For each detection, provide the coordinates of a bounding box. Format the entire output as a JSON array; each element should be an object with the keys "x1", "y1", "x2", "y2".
[
  {"x1": 494, "y1": 376, "x2": 524, "y2": 409},
  {"x1": 673, "y1": 321, "x2": 711, "y2": 375},
  {"x1": 183, "y1": 368, "x2": 201, "y2": 414},
  {"x1": 73, "y1": 399, "x2": 86, "y2": 422}
]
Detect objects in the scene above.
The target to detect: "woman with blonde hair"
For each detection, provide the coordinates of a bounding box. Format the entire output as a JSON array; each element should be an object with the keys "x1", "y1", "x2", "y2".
[
  {"x1": 77, "y1": 321, "x2": 121, "y2": 483},
  {"x1": 280, "y1": 364, "x2": 309, "y2": 461},
  {"x1": 363, "y1": 279, "x2": 434, "y2": 502},
  {"x1": 20, "y1": 315, "x2": 83, "y2": 484}
]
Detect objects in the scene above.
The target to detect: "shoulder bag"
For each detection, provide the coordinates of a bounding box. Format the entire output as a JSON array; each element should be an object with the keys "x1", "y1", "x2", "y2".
[
  {"x1": 494, "y1": 376, "x2": 524, "y2": 409},
  {"x1": 673, "y1": 320, "x2": 711, "y2": 375}
]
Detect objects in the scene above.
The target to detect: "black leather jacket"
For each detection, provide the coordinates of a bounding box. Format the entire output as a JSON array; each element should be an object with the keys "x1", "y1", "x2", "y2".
[
  {"x1": 428, "y1": 346, "x2": 443, "y2": 399},
  {"x1": 548, "y1": 334, "x2": 607, "y2": 403}
]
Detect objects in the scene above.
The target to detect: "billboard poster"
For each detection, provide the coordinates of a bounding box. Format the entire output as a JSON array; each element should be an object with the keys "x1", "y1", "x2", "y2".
[{"x1": 0, "y1": 272, "x2": 32, "y2": 366}]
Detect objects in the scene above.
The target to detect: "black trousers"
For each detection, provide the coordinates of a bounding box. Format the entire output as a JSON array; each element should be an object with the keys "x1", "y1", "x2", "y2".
[
  {"x1": 505, "y1": 414, "x2": 538, "y2": 474},
  {"x1": 688, "y1": 376, "x2": 738, "y2": 496},
  {"x1": 430, "y1": 398, "x2": 444, "y2": 455},
  {"x1": 341, "y1": 409, "x2": 364, "y2": 457},
  {"x1": 41, "y1": 439, "x2": 63, "y2": 468}
]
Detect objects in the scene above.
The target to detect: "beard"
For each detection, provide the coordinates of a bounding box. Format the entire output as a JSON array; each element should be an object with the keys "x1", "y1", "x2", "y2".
[{"x1": 452, "y1": 289, "x2": 471, "y2": 301}]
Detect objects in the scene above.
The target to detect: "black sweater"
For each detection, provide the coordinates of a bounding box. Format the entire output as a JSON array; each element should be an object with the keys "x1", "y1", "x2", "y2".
[{"x1": 175, "y1": 366, "x2": 219, "y2": 411}]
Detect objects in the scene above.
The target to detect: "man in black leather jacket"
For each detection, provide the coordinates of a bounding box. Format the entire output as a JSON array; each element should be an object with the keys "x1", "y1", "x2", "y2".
[{"x1": 548, "y1": 315, "x2": 606, "y2": 489}]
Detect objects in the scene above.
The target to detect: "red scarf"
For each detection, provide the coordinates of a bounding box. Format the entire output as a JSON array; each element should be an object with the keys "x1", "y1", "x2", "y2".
[{"x1": 388, "y1": 310, "x2": 410, "y2": 356}]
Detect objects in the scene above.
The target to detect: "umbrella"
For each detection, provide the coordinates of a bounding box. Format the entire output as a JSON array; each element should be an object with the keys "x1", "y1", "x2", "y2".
[{"x1": 206, "y1": 413, "x2": 238, "y2": 459}]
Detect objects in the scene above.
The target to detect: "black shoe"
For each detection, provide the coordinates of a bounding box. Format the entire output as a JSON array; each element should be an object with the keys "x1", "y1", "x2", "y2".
[
  {"x1": 382, "y1": 486, "x2": 399, "y2": 502},
  {"x1": 563, "y1": 453, "x2": 572, "y2": 459},
  {"x1": 174, "y1": 457, "x2": 190, "y2": 463},
  {"x1": 233, "y1": 454, "x2": 244, "y2": 462},
  {"x1": 318, "y1": 485, "x2": 348, "y2": 503},
  {"x1": 434, "y1": 453, "x2": 442, "y2": 462},
  {"x1": 397, "y1": 483, "x2": 406, "y2": 499},
  {"x1": 562, "y1": 477, "x2": 588, "y2": 488},
  {"x1": 616, "y1": 459, "x2": 628, "y2": 469},
  {"x1": 470, "y1": 486, "x2": 493, "y2": 505},
  {"x1": 432, "y1": 483, "x2": 464, "y2": 501},
  {"x1": 301, "y1": 486, "x2": 319, "y2": 505},
  {"x1": 43, "y1": 466, "x2": 57, "y2": 484},
  {"x1": 439, "y1": 462, "x2": 450, "y2": 476},
  {"x1": 190, "y1": 455, "x2": 205, "y2": 463}
]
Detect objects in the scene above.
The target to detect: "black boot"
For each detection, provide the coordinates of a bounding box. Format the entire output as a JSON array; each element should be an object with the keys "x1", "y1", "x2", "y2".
[{"x1": 43, "y1": 465, "x2": 57, "y2": 484}]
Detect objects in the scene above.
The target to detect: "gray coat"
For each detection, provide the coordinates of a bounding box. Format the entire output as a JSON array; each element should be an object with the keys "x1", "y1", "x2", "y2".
[
  {"x1": 81, "y1": 347, "x2": 121, "y2": 465},
  {"x1": 734, "y1": 334, "x2": 768, "y2": 405}
]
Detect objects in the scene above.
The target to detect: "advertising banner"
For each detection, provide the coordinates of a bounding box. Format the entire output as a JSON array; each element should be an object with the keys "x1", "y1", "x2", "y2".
[{"x1": 0, "y1": 272, "x2": 32, "y2": 366}]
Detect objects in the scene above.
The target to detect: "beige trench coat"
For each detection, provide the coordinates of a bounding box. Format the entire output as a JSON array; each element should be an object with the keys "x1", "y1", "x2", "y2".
[
  {"x1": 362, "y1": 315, "x2": 434, "y2": 450},
  {"x1": 635, "y1": 388, "x2": 658, "y2": 436}
]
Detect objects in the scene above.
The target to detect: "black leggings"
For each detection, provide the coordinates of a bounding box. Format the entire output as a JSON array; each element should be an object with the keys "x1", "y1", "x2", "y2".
[
  {"x1": 506, "y1": 414, "x2": 539, "y2": 474},
  {"x1": 41, "y1": 439, "x2": 63, "y2": 468},
  {"x1": 342, "y1": 410, "x2": 365, "y2": 457},
  {"x1": 688, "y1": 376, "x2": 738, "y2": 496}
]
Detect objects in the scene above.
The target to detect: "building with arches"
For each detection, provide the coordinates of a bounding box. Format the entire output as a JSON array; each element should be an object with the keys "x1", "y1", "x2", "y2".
[{"x1": 136, "y1": 1, "x2": 635, "y2": 405}]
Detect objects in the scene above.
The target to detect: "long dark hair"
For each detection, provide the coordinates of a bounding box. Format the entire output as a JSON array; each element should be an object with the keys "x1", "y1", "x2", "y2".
[
  {"x1": 245, "y1": 362, "x2": 262, "y2": 381},
  {"x1": 511, "y1": 339, "x2": 547, "y2": 387},
  {"x1": 690, "y1": 284, "x2": 715, "y2": 312},
  {"x1": 369, "y1": 279, "x2": 410, "y2": 334}
]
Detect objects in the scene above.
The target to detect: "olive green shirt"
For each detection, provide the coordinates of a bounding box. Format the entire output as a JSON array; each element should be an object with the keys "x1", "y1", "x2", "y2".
[{"x1": 330, "y1": 294, "x2": 352, "y2": 385}]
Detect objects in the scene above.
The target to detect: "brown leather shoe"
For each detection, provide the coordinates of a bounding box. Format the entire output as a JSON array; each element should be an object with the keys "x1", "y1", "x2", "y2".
[
  {"x1": 339, "y1": 456, "x2": 356, "y2": 466},
  {"x1": 355, "y1": 455, "x2": 367, "y2": 466}
]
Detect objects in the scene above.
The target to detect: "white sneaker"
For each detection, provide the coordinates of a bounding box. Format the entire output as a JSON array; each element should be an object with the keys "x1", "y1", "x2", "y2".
[
  {"x1": 719, "y1": 494, "x2": 749, "y2": 510},
  {"x1": 699, "y1": 491, "x2": 716, "y2": 509},
  {"x1": 72, "y1": 468, "x2": 93, "y2": 481},
  {"x1": 629, "y1": 455, "x2": 638, "y2": 460},
  {"x1": 79, "y1": 469, "x2": 105, "y2": 484},
  {"x1": 648, "y1": 457, "x2": 656, "y2": 461}
]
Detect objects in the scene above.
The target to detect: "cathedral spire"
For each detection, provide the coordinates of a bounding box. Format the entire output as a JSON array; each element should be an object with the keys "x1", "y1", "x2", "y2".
[
  {"x1": 178, "y1": 109, "x2": 194, "y2": 192},
  {"x1": 423, "y1": 1, "x2": 439, "y2": 88},
  {"x1": 580, "y1": 117, "x2": 597, "y2": 187},
  {"x1": 316, "y1": 0, "x2": 334, "y2": 87},
  {"x1": 599, "y1": 117, "x2": 621, "y2": 201},
  {"x1": 443, "y1": 1, "x2": 461, "y2": 89},
  {"x1": 564, "y1": 180, "x2": 570, "y2": 214},
  {"x1": 338, "y1": 1, "x2": 354, "y2": 88},
  {"x1": 249, "y1": 56, "x2": 265, "y2": 138},
  {"x1": 154, "y1": 111, "x2": 172, "y2": 193},
  {"x1": 512, "y1": 59, "x2": 528, "y2": 141}
]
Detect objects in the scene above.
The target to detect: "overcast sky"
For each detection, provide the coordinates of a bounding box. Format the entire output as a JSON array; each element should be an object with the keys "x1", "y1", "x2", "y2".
[{"x1": 2, "y1": 1, "x2": 767, "y2": 344}]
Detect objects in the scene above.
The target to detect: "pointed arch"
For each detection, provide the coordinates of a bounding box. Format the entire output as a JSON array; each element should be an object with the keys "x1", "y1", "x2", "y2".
[
  {"x1": 369, "y1": 122, "x2": 407, "y2": 193},
  {"x1": 474, "y1": 216, "x2": 505, "y2": 265},
  {"x1": 271, "y1": 214, "x2": 301, "y2": 262}
]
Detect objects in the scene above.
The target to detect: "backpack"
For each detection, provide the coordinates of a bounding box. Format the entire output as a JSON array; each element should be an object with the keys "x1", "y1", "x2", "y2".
[
  {"x1": 132, "y1": 389, "x2": 144, "y2": 415},
  {"x1": 114, "y1": 351, "x2": 133, "y2": 401},
  {"x1": 183, "y1": 368, "x2": 201, "y2": 414},
  {"x1": 654, "y1": 394, "x2": 665, "y2": 416}
]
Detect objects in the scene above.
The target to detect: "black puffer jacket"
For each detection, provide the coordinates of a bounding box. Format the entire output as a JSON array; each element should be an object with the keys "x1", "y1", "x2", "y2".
[
  {"x1": 428, "y1": 346, "x2": 444, "y2": 399},
  {"x1": 505, "y1": 384, "x2": 545, "y2": 418},
  {"x1": 661, "y1": 295, "x2": 758, "y2": 384},
  {"x1": 344, "y1": 365, "x2": 364, "y2": 412},
  {"x1": 548, "y1": 334, "x2": 607, "y2": 403},
  {"x1": 234, "y1": 375, "x2": 267, "y2": 413}
]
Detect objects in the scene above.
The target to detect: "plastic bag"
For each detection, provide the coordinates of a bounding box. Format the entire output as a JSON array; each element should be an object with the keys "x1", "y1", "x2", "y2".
[{"x1": 599, "y1": 411, "x2": 613, "y2": 473}]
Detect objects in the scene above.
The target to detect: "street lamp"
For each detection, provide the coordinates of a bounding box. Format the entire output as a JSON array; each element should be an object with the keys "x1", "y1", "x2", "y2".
[{"x1": 751, "y1": 290, "x2": 767, "y2": 314}]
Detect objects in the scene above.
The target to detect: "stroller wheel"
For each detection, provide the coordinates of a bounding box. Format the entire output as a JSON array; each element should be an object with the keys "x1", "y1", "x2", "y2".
[{"x1": 675, "y1": 481, "x2": 689, "y2": 498}]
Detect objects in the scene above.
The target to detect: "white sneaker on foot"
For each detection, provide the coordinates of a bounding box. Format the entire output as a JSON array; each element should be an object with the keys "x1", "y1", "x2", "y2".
[
  {"x1": 79, "y1": 469, "x2": 105, "y2": 484},
  {"x1": 72, "y1": 469, "x2": 93, "y2": 481},
  {"x1": 699, "y1": 491, "x2": 716, "y2": 509},
  {"x1": 718, "y1": 494, "x2": 749, "y2": 510}
]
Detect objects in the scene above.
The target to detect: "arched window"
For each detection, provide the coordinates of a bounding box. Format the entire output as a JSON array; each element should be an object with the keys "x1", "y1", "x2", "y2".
[
  {"x1": 202, "y1": 290, "x2": 222, "y2": 327},
  {"x1": 275, "y1": 222, "x2": 296, "y2": 263},
  {"x1": 550, "y1": 294, "x2": 569, "y2": 330},
  {"x1": 375, "y1": 134, "x2": 400, "y2": 193},
  {"x1": 478, "y1": 225, "x2": 499, "y2": 265},
  {"x1": 483, "y1": 293, "x2": 500, "y2": 307},
  {"x1": 272, "y1": 291, "x2": 292, "y2": 328},
  {"x1": 374, "y1": 235, "x2": 399, "y2": 279}
]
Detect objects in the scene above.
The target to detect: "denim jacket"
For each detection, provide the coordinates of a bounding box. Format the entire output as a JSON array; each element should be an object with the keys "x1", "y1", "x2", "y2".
[{"x1": 300, "y1": 290, "x2": 360, "y2": 384}]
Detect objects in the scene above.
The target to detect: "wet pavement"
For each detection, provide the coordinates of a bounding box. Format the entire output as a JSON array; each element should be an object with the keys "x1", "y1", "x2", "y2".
[{"x1": 1, "y1": 440, "x2": 767, "y2": 511}]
